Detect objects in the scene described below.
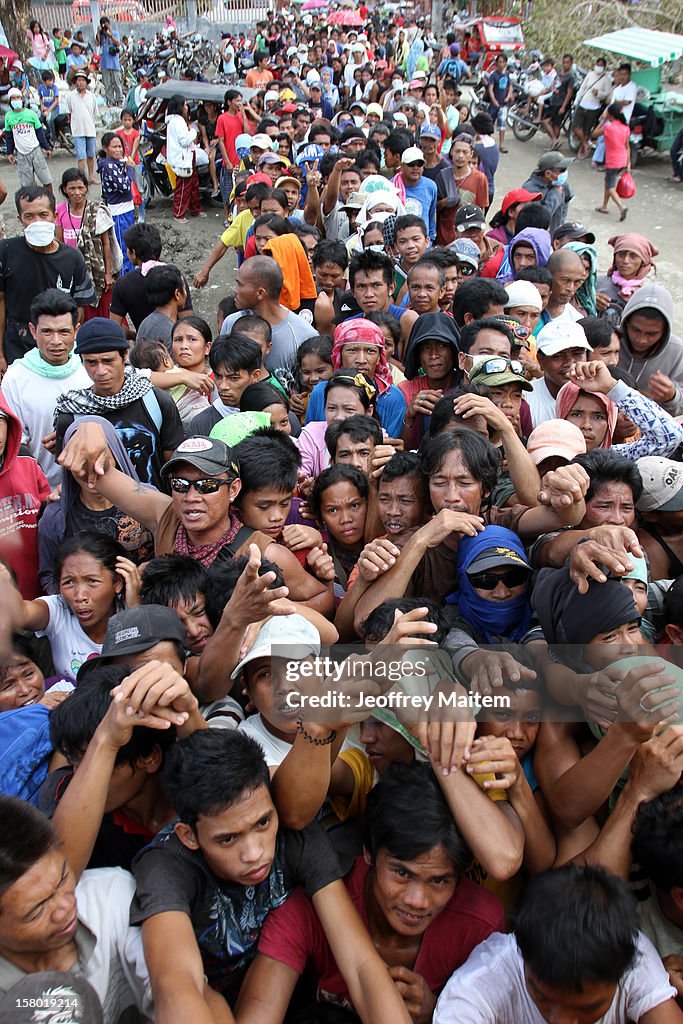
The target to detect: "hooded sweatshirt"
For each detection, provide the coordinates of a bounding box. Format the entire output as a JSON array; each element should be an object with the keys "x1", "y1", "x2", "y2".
[
  {"x1": 38, "y1": 415, "x2": 154, "y2": 594},
  {"x1": 400, "y1": 312, "x2": 461, "y2": 382},
  {"x1": 619, "y1": 283, "x2": 683, "y2": 417},
  {"x1": 495, "y1": 227, "x2": 552, "y2": 285},
  {"x1": 0, "y1": 394, "x2": 51, "y2": 599}
]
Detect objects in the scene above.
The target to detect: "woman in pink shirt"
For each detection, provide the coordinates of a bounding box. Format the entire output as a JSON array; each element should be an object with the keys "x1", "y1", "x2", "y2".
[{"x1": 594, "y1": 104, "x2": 631, "y2": 221}]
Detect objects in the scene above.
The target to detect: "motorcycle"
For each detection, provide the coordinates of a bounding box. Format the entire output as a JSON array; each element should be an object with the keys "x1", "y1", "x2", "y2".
[
  {"x1": 139, "y1": 128, "x2": 224, "y2": 208},
  {"x1": 507, "y1": 88, "x2": 581, "y2": 153}
]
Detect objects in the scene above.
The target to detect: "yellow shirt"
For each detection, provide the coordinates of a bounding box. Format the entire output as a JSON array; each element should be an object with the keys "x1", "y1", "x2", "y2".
[
  {"x1": 329, "y1": 748, "x2": 506, "y2": 823},
  {"x1": 220, "y1": 209, "x2": 253, "y2": 251}
]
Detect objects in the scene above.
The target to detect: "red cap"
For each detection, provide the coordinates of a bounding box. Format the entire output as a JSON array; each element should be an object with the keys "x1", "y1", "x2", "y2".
[
  {"x1": 246, "y1": 172, "x2": 272, "y2": 186},
  {"x1": 278, "y1": 102, "x2": 298, "y2": 114},
  {"x1": 501, "y1": 188, "x2": 542, "y2": 216}
]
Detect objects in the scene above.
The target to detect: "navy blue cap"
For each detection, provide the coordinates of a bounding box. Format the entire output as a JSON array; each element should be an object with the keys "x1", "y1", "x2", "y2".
[{"x1": 74, "y1": 317, "x2": 129, "y2": 354}]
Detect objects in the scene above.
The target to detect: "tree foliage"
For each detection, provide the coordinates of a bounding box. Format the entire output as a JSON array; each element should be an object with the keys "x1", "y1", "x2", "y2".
[
  {"x1": 523, "y1": 0, "x2": 683, "y2": 70},
  {"x1": 0, "y1": 0, "x2": 34, "y2": 59}
]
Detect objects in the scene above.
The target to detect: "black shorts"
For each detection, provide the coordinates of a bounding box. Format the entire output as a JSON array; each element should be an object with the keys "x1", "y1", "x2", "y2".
[
  {"x1": 573, "y1": 106, "x2": 600, "y2": 135},
  {"x1": 605, "y1": 166, "x2": 626, "y2": 189},
  {"x1": 549, "y1": 104, "x2": 565, "y2": 126}
]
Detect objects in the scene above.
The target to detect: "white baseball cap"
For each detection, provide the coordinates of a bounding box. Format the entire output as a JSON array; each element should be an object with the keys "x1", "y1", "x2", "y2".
[
  {"x1": 636, "y1": 457, "x2": 683, "y2": 512},
  {"x1": 504, "y1": 279, "x2": 543, "y2": 312},
  {"x1": 536, "y1": 320, "x2": 592, "y2": 357},
  {"x1": 231, "y1": 614, "x2": 321, "y2": 678},
  {"x1": 401, "y1": 146, "x2": 426, "y2": 165},
  {"x1": 250, "y1": 133, "x2": 274, "y2": 151}
]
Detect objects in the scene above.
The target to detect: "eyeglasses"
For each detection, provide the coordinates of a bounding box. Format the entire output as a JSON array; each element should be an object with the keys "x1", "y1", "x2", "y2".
[
  {"x1": 495, "y1": 318, "x2": 531, "y2": 343},
  {"x1": 508, "y1": 324, "x2": 531, "y2": 342},
  {"x1": 456, "y1": 262, "x2": 476, "y2": 276},
  {"x1": 468, "y1": 567, "x2": 530, "y2": 590},
  {"x1": 170, "y1": 477, "x2": 230, "y2": 495},
  {"x1": 474, "y1": 357, "x2": 526, "y2": 377}
]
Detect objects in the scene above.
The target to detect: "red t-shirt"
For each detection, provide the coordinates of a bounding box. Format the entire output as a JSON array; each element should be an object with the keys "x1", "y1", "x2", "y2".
[
  {"x1": 116, "y1": 127, "x2": 141, "y2": 165},
  {"x1": 257, "y1": 856, "x2": 504, "y2": 1010},
  {"x1": 604, "y1": 119, "x2": 630, "y2": 170},
  {"x1": 215, "y1": 112, "x2": 252, "y2": 165}
]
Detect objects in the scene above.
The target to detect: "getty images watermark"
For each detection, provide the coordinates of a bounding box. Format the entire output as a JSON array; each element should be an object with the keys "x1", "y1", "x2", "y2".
[
  {"x1": 268, "y1": 645, "x2": 512, "y2": 722},
  {"x1": 262, "y1": 642, "x2": 683, "y2": 726}
]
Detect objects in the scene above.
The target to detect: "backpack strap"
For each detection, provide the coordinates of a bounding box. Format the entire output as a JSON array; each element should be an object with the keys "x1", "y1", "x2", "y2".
[
  {"x1": 223, "y1": 525, "x2": 255, "y2": 557},
  {"x1": 142, "y1": 388, "x2": 163, "y2": 433}
]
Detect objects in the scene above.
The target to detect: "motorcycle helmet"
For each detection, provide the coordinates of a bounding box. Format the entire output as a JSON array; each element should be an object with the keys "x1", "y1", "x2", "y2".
[{"x1": 235, "y1": 133, "x2": 253, "y2": 159}]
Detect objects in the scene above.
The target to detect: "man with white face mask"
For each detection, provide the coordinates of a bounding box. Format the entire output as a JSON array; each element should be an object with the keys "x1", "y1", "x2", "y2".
[
  {"x1": 0, "y1": 187, "x2": 94, "y2": 370},
  {"x1": 3, "y1": 88, "x2": 52, "y2": 192},
  {"x1": 573, "y1": 58, "x2": 612, "y2": 159}
]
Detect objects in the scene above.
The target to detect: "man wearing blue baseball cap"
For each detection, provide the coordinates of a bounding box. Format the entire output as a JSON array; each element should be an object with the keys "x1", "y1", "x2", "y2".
[
  {"x1": 420, "y1": 124, "x2": 451, "y2": 182},
  {"x1": 54, "y1": 317, "x2": 184, "y2": 489}
]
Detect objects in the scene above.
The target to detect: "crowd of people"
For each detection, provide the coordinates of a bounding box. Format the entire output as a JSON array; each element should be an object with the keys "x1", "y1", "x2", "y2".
[{"x1": 0, "y1": 7, "x2": 682, "y2": 1024}]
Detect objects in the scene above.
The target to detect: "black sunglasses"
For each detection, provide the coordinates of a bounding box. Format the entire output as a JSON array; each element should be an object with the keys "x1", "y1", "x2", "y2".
[
  {"x1": 468, "y1": 567, "x2": 530, "y2": 590},
  {"x1": 170, "y1": 477, "x2": 230, "y2": 495}
]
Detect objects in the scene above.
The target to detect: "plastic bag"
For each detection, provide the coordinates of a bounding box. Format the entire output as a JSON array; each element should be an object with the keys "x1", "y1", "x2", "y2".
[{"x1": 617, "y1": 172, "x2": 636, "y2": 199}]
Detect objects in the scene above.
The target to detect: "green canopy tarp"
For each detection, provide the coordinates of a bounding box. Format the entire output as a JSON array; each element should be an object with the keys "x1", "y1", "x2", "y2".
[{"x1": 584, "y1": 27, "x2": 683, "y2": 67}]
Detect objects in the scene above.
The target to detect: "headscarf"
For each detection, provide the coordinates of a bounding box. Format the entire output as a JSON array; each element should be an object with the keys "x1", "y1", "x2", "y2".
[
  {"x1": 445, "y1": 526, "x2": 533, "y2": 642},
  {"x1": 356, "y1": 190, "x2": 405, "y2": 227},
  {"x1": 532, "y1": 565, "x2": 638, "y2": 647},
  {"x1": 555, "y1": 382, "x2": 618, "y2": 449},
  {"x1": 405, "y1": 37, "x2": 424, "y2": 80},
  {"x1": 566, "y1": 241, "x2": 598, "y2": 317},
  {"x1": 262, "y1": 235, "x2": 317, "y2": 311},
  {"x1": 332, "y1": 318, "x2": 393, "y2": 393},
  {"x1": 607, "y1": 233, "x2": 658, "y2": 299}
]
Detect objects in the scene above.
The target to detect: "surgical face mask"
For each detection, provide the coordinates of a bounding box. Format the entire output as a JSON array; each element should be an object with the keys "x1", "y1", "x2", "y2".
[
  {"x1": 366, "y1": 243, "x2": 386, "y2": 253},
  {"x1": 10, "y1": 99, "x2": 22, "y2": 110},
  {"x1": 24, "y1": 221, "x2": 56, "y2": 247},
  {"x1": 595, "y1": 64, "x2": 605, "y2": 74},
  {"x1": 353, "y1": 115, "x2": 364, "y2": 127},
  {"x1": 392, "y1": 79, "x2": 403, "y2": 91},
  {"x1": 555, "y1": 170, "x2": 568, "y2": 186}
]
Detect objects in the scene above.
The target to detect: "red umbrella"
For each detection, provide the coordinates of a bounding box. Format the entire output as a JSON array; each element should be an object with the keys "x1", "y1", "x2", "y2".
[
  {"x1": 0, "y1": 46, "x2": 18, "y2": 62},
  {"x1": 328, "y1": 9, "x2": 365, "y2": 25}
]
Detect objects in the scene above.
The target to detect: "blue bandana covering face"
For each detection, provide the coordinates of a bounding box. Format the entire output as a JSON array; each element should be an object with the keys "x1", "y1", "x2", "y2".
[{"x1": 446, "y1": 526, "x2": 533, "y2": 642}]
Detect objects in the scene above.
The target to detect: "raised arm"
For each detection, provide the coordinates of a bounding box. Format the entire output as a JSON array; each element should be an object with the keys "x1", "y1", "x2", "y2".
[
  {"x1": 270, "y1": 725, "x2": 347, "y2": 829},
  {"x1": 516, "y1": 463, "x2": 588, "y2": 541},
  {"x1": 322, "y1": 156, "x2": 355, "y2": 216},
  {"x1": 353, "y1": 510, "x2": 486, "y2": 631},
  {"x1": 52, "y1": 663, "x2": 202, "y2": 881},
  {"x1": 58, "y1": 419, "x2": 170, "y2": 531},
  {"x1": 435, "y1": 764, "x2": 524, "y2": 881},
  {"x1": 570, "y1": 727, "x2": 683, "y2": 877},
  {"x1": 454, "y1": 393, "x2": 542, "y2": 507}
]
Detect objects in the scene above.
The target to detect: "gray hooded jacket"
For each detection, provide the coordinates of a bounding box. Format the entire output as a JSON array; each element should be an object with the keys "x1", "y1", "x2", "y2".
[{"x1": 619, "y1": 283, "x2": 683, "y2": 417}]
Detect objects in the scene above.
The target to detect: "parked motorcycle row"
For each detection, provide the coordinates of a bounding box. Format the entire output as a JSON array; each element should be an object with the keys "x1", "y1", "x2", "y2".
[{"x1": 468, "y1": 55, "x2": 657, "y2": 164}]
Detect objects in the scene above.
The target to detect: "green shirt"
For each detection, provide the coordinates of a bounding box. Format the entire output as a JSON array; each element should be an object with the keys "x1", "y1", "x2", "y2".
[{"x1": 4, "y1": 108, "x2": 43, "y2": 155}]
